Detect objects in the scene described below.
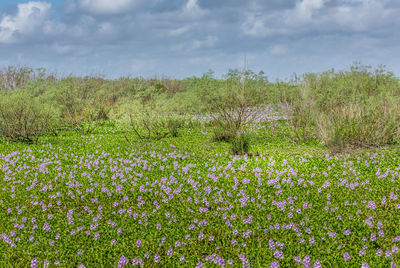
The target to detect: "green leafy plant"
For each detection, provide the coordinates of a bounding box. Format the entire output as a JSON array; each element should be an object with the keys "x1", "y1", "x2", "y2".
[
  {"x1": 283, "y1": 64, "x2": 400, "y2": 151},
  {"x1": 231, "y1": 130, "x2": 251, "y2": 155},
  {"x1": 167, "y1": 116, "x2": 184, "y2": 137},
  {"x1": 211, "y1": 119, "x2": 235, "y2": 142},
  {"x1": 56, "y1": 79, "x2": 111, "y2": 134},
  {"x1": 0, "y1": 91, "x2": 55, "y2": 143}
]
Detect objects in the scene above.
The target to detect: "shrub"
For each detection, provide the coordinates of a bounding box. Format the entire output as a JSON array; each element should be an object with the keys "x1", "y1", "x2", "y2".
[
  {"x1": 231, "y1": 131, "x2": 251, "y2": 155},
  {"x1": 56, "y1": 79, "x2": 111, "y2": 134},
  {"x1": 199, "y1": 68, "x2": 266, "y2": 144},
  {"x1": 0, "y1": 91, "x2": 55, "y2": 144},
  {"x1": 284, "y1": 64, "x2": 400, "y2": 151},
  {"x1": 316, "y1": 96, "x2": 400, "y2": 150},
  {"x1": 127, "y1": 110, "x2": 168, "y2": 141},
  {"x1": 0, "y1": 66, "x2": 57, "y2": 92},
  {"x1": 211, "y1": 119, "x2": 235, "y2": 142},
  {"x1": 167, "y1": 117, "x2": 184, "y2": 137}
]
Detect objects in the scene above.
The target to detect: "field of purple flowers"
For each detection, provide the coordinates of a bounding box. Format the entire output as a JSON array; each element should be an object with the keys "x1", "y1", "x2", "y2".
[{"x1": 0, "y1": 124, "x2": 400, "y2": 267}]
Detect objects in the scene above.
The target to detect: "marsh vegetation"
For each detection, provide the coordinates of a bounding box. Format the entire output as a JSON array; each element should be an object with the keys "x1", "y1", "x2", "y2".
[{"x1": 0, "y1": 64, "x2": 399, "y2": 267}]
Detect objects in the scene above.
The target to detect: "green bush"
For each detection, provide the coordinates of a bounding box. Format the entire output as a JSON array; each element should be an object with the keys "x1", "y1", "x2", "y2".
[
  {"x1": 55, "y1": 78, "x2": 111, "y2": 134},
  {"x1": 0, "y1": 66, "x2": 56, "y2": 92},
  {"x1": 1, "y1": 64, "x2": 398, "y2": 151},
  {"x1": 0, "y1": 91, "x2": 55, "y2": 143},
  {"x1": 199, "y1": 69, "x2": 267, "y2": 146},
  {"x1": 167, "y1": 116, "x2": 184, "y2": 137},
  {"x1": 231, "y1": 130, "x2": 251, "y2": 155},
  {"x1": 285, "y1": 64, "x2": 400, "y2": 151},
  {"x1": 211, "y1": 119, "x2": 235, "y2": 142}
]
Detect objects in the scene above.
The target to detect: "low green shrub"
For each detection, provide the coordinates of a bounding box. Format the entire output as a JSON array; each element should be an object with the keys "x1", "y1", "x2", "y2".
[
  {"x1": 167, "y1": 116, "x2": 184, "y2": 137},
  {"x1": 0, "y1": 91, "x2": 55, "y2": 143},
  {"x1": 285, "y1": 64, "x2": 400, "y2": 151},
  {"x1": 231, "y1": 130, "x2": 251, "y2": 155},
  {"x1": 211, "y1": 119, "x2": 235, "y2": 142}
]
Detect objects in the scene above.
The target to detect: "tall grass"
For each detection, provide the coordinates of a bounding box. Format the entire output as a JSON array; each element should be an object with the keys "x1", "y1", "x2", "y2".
[{"x1": 283, "y1": 65, "x2": 400, "y2": 151}]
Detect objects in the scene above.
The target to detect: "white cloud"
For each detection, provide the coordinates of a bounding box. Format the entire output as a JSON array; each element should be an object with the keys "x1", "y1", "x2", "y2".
[
  {"x1": 294, "y1": 0, "x2": 324, "y2": 22},
  {"x1": 192, "y1": 36, "x2": 217, "y2": 49},
  {"x1": 241, "y1": 0, "x2": 397, "y2": 37},
  {"x1": 269, "y1": 45, "x2": 287, "y2": 55},
  {"x1": 76, "y1": 0, "x2": 140, "y2": 15},
  {"x1": 169, "y1": 25, "x2": 191, "y2": 36},
  {"x1": 241, "y1": 13, "x2": 290, "y2": 37},
  {"x1": 327, "y1": 0, "x2": 393, "y2": 32},
  {"x1": 0, "y1": 1, "x2": 52, "y2": 43},
  {"x1": 182, "y1": 0, "x2": 207, "y2": 18}
]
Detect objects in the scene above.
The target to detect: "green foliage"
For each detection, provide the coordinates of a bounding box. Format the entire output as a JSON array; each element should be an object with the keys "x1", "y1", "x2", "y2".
[
  {"x1": 127, "y1": 111, "x2": 168, "y2": 141},
  {"x1": 198, "y1": 69, "x2": 266, "y2": 150},
  {"x1": 0, "y1": 90, "x2": 55, "y2": 143},
  {"x1": 1, "y1": 119, "x2": 399, "y2": 267},
  {"x1": 127, "y1": 111, "x2": 185, "y2": 141},
  {"x1": 211, "y1": 119, "x2": 235, "y2": 142},
  {"x1": 0, "y1": 64, "x2": 399, "y2": 151},
  {"x1": 55, "y1": 77, "x2": 111, "y2": 134},
  {"x1": 231, "y1": 130, "x2": 251, "y2": 155},
  {"x1": 166, "y1": 116, "x2": 184, "y2": 137},
  {"x1": 0, "y1": 66, "x2": 57, "y2": 92},
  {"x1": 283, "y1": 64, "x2": 400, "y2": 151}
]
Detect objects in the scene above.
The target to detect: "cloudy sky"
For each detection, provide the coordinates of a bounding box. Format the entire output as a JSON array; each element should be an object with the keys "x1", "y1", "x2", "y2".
[{"x1": 0, "y1": 0, "x2": 399, "y2": 79}]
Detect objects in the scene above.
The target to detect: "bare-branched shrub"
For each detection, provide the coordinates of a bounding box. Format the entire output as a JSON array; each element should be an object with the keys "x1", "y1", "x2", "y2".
[
  {"x1": 0, "y1": 66, "x2": 57, "y2": 92},
  {"x1": 128, "y1": 111, "x2": 169, "y2": 141},
  {"x1": 125, "y1": 84, "x2": 183, "y2": 141},
  {"x1": 0, "y1": 91, "x2": 54, "y2": 143},
  {"x1": 56, "y1": 77, "x2": 111, "y2": 134},
  {"x1": 199, "y1": 69, "x2": 267, "y2": 143}
]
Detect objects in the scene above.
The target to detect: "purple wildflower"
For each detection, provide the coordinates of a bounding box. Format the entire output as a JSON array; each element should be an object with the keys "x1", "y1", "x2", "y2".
[
  {"x1": 269, "y1": 239, "x2": 275, "y2": 250},
  {"x1": 313, "y1": 260, "x2": 322, "y2": 268},
  {"x1": 31, "y1": 258, "x2": 37, "y2": 268},
  {"x1": 371, "y1": 233, "x2": 376, "y2": 241},
  {"x1": 167, "y1": 248, "x2": 173, "y2": 256},
  {"x1": 270, "y1": 261, "x2": 280, "y2": 268},
  {"x1": 43, "y1": 222, "x2": 51, "y2": 232},
  {"x1": 196, "y1": 261, "x2": 204, "y2": 268},
  {"x1": 274, "y1": 250, "x2": 283, "y2": 259},
  {"x1": 303, "y1": 255, "x2": 311, "y2": 267}
]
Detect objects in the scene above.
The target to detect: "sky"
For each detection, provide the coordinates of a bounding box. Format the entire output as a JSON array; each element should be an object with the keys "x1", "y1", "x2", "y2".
[{"x1": 0, "y1": 0, "x2": 399, "y2": 79}]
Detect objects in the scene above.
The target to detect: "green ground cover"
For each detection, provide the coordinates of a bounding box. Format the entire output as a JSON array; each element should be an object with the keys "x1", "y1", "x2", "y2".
[{"x1": 0, "y1": 122, "x2": 399, "y2": 267}]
